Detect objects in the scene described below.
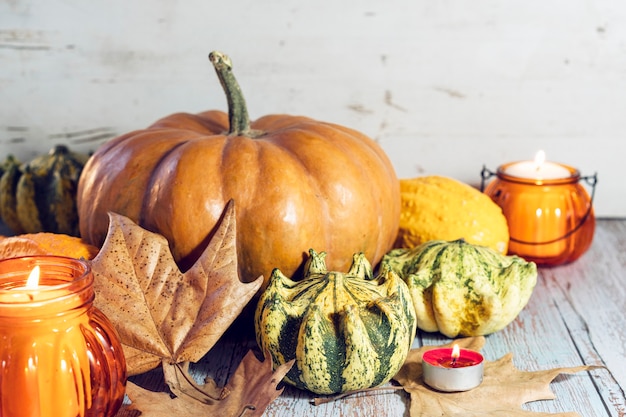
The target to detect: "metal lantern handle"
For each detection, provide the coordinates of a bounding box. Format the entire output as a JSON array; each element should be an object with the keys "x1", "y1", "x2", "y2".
[
  {"x1": 479, "y1": 165, "x2": 496, "y2": 192},
  {"x1": 480, "y1": 165, "x2": 598, "y2": 246}
]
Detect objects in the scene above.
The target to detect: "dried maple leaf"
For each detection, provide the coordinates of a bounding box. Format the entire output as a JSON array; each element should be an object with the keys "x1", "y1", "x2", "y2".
[
  {"x1": 116, "y1": 350, "x2": 294, "y2": 417},
  {"x1": 393, "y1": 337, "x2": 603, "y2": 417},
  {"x1": 90, "y1": 199, "x2": 263, "y2": 378}
]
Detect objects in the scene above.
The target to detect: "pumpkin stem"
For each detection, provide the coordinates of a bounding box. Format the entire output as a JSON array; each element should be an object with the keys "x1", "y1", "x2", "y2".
[{"x1": 209, "y1": 51, "x2": 254, "y2": 136}]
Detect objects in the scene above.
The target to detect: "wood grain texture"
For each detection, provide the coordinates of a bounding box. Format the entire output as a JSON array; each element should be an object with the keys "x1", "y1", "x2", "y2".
[
  {"x1": 1, "y1": 1, "x2": 624, "y2": 216},
  {"x1": 127, "y1": 219, "x2": 626, "y2": 416}
]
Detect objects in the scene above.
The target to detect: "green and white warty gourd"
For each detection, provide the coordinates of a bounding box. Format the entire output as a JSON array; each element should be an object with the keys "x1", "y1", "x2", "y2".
[
  {"x1": 382, "y1": 238, "x2": 538, "y2": 338},
  {"x1": 255, "y1": 249, "x2": 416, "y2": 395}
]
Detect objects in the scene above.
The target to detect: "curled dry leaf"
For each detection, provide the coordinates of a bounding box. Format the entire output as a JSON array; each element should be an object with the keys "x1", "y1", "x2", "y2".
[
  {"x1": 117, "y1": 350, "x2": 294, "y2": 417},
  {"x1": 90, "y1": 199, "x2": 263, "y2": 376},
  {"x1": 393, "y1": 337, "x2": 604, "y2": 417}
]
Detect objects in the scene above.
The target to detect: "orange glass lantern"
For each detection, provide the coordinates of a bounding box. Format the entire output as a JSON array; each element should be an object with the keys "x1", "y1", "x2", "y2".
[
  {"x1": 481, "y1": 152, "x2": 597, "y2": 266},
  {"x1": 0, "y1": 256, "x2": 127, "y2": 417}
]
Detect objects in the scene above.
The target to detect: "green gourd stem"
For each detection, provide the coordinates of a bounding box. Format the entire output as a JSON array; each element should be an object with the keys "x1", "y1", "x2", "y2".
[{"x1": 209, "y1": 51, "x2": 253, "y2": 136}]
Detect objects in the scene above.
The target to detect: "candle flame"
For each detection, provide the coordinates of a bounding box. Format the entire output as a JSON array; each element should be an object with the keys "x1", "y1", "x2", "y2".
[
  {"x1": 451, "y1": 344, "x2": 460, "y2": 359},
  {"x1": 534, "y1": 150, "x2": 546, "y2": 170},
  {"x1": 25, "y1": 266, "x2": 40, "y2": 288}
]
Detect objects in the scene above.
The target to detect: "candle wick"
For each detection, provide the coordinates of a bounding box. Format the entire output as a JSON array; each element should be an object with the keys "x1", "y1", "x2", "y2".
[{"x1": 451, "y1": 357, "x2": 457, "y2": 367}]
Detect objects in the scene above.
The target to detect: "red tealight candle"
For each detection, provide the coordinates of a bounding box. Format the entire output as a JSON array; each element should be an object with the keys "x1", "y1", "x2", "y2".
[{"x1": 422, "y1": 344, "x2": 484, "y2": 392}]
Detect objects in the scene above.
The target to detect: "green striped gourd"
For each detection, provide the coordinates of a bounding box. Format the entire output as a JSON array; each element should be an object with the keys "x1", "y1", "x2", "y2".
[
  {"x1": 255, "y1": 249, "x2": 416, "y2": 395},
  {"x1": 382, "y1": 238, "x2": 537, "y2": 338},
  {"x1": 0, "y1": 155, "x2": 22, "y2": 233},
  {"x1": 0, "y1": 145, "x2": 89, "y2": 236}
]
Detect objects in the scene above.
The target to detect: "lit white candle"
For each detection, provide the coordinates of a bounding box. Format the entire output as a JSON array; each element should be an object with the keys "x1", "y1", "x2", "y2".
[
  {"x1": 10, "y1": 266, "x2": 42, "y2": 302},
  {"x1": 503, "y1": 151, "x2": 571, "y2": 180}
]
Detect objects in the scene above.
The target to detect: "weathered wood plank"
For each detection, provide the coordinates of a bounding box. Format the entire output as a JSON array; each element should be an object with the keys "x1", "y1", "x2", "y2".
[
  {"x1": 544, "y1": 220, "x2": 626, "y2": 417},
  {"x1": 265, "y1": 386, "x2": 409, "y2": 417},
  {"x1": 127, "y1": 220, "x2": 626, "y2": 416},
  {"x1": 2, "y1": 1, "x2": 625, "y2": 216},
  {"x1": 496, "y1": 271, "x2": 611, "y2": 416}
]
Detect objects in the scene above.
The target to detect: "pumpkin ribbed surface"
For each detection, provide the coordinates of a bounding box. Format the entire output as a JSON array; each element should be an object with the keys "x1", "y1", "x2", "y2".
[
  {"x1": 77, "y1": 52, "x2": 400, "y2": 287},
  {"x1": 255, "y1": 249, "x2": 416, "y2": 395},
  {"x1": 382, "y1": 239, "x2": 537, "y2": 338},
  {"x1": 395, "y1": 175, "x2": 509, "y2": 254}
]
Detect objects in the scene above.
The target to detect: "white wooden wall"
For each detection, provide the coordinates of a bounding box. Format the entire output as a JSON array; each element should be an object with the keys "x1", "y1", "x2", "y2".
[{"x1": 1, "y1": 0, "x2": 624, "y2": 217}]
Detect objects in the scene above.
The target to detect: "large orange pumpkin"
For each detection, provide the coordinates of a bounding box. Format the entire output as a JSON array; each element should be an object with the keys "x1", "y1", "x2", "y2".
[{"x1": 77, "y1": 51, "x2": 400, "y2": 286}]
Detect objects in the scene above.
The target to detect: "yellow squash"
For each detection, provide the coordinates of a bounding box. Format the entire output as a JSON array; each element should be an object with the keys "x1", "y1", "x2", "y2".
[{"x1": 395, "y1": 175, "x2": 509, "y2": 254}]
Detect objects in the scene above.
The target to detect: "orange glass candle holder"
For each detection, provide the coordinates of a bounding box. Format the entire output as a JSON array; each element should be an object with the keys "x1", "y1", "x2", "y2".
[
  {"x1": 481, "y1": 163, "x2": 597, "y2": 266},
  {"x1": 0, "y1": 256, "x2": 127, "y2": 417}
]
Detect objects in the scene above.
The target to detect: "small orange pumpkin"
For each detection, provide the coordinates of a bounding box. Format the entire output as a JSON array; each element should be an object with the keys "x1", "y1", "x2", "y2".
[
  {"x1": 77, "y1": 51, "x2": 400, "y2": 285},
  {"x1": 0, "y1": 233, "x2": 99, "y2": 260}
]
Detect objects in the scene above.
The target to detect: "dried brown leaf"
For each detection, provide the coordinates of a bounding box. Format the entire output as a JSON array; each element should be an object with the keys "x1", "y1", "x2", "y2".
[
  {"x1": 117, "y1": 382, "x2": 208, "y2": 417},
  {"x1": 90, "y1": 200, "x2": 263, "y2": 376},
  {"x1": 116, "y1": 350, "x2": 294, "y2": 417},
  {"x1": 217, "y1": 350, "x2": 294, "y2": 416},
  {"x1": 393, "y1": 337, "x2": 603, "y2": 417},
  {"x1": 162, "y1": 361, "x2": 223, "y2": 404}
]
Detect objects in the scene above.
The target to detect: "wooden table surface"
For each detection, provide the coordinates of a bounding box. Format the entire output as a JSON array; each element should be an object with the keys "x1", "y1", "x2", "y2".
[{"x1": 132, "y1": 219, "x2": 626, "y2": 416}]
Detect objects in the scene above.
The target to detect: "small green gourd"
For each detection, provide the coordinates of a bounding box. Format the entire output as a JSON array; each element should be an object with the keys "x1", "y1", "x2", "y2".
[
  {"x1": 382, "y1": 238, "x2": 537, "y2": 338},
  {"x1": 0, "y1": 155, "x2": 24, "y2": 233},
  {"x1": 255, "y1": 249, "x2": 416, "y2": 395},
  {"x1": 0, "y1": 145, "x2": 89, "y2": 236}
]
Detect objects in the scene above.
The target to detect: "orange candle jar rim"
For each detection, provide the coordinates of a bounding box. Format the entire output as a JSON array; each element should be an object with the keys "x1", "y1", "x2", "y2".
[
  {"x1": 495, "y1": 161, "x2": 580, "y2": 185},
  {"x1": 0, "y1": 256, "x2": 94, "y2": 315}
]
